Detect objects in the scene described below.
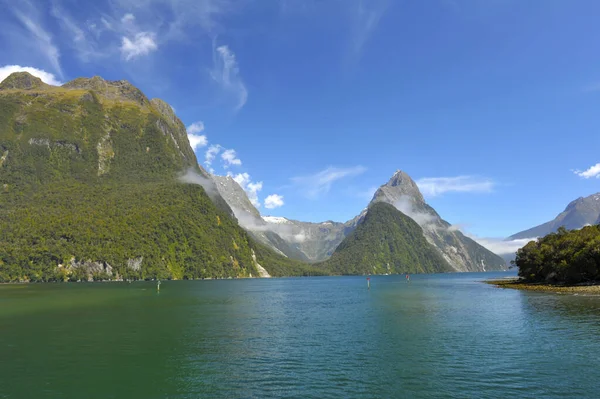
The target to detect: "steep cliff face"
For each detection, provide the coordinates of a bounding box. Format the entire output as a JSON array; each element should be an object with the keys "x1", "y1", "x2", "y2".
[
  {"x1": 369, "y1": 171, "x2": 506, "y2": 272},
  {"x1": 0, "y1": 72, "x2": 301, "y2": 282}
]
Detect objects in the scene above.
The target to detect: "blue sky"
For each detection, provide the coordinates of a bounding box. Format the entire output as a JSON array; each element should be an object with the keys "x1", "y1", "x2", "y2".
[{"x1": 1, "y1": 0, "x2": 600, "y2": 246}]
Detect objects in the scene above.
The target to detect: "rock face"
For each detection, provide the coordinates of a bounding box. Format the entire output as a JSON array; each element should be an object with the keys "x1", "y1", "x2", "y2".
[
  {"x1": 369, "y1": 170, "x2": 506, "y2": 272},
  {"x1": 509, "y1": 193, "x2": 600, "y2": 240}
]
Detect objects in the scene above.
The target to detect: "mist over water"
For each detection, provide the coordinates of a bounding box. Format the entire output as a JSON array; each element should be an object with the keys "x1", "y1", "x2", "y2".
[{"x1": 1, "y1": 272, "x2": 600, "y2": 398}]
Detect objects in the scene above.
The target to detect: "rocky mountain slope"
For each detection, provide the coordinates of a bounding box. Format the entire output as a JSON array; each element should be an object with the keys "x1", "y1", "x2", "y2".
[
  {"x1": 322, "y1": 203, "x2": 453, "y2": 275},
  {"x1": 368, "y1": 171, "x2": 506, "y2": 271},
  {"x1": 509, "y1": 193, "x2": 600, "y2": 240},
  {"x1": 212, "y1": 174, "x2": 365, "y2": 262},
  {"x1": 0, "y1": 72, "x2": 310, "y2": 282},
  {"x1": 215, "y1": 168, "x2": 505, "y2": 272},
  {"x1": 212, "y1": 175, "x2": 310, "y2": 261}
]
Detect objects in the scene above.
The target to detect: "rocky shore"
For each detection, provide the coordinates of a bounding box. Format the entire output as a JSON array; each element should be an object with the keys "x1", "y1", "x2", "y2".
[{"x1": 487, "y1": 278, "x2": 600, "y2": 294}]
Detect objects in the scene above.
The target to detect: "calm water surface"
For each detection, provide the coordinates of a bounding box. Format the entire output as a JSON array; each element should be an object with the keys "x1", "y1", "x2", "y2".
[{"x1": 1, "y1": 272, "x2": 600, "y2": 398}]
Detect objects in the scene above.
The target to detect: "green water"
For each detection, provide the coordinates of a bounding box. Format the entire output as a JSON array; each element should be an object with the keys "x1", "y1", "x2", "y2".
[{"x1": 1, "y1": 272, "x2": 600, "y2": 398}]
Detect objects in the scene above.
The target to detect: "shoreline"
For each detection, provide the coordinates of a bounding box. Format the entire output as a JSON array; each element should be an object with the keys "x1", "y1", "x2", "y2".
[{"x1": 486, "y1": 278, "x2": 600, "y2": 295}]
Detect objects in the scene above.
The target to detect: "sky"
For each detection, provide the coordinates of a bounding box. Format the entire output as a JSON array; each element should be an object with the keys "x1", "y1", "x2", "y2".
[{"x1": 1, "y1": 0, "x2": 600, "y2": 250}]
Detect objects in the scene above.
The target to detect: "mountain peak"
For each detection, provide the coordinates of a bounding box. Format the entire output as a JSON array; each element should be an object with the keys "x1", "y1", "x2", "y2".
[
  {"x1": 0, "y1": 72, "x2": 49, "y2": 90},
  {"x1": 62, "y1": 76, "x2": 150, "y2": 106},
  {"x1": 388, "y1": 170, "x2": 417, "y2": 187},
  {"x1": 371, "y1": 169, "x2": 424, "y2": 205}
]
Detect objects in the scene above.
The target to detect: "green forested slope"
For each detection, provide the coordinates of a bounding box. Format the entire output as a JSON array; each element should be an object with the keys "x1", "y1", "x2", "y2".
[
  {"x1": 515, "y1": 225, "x2": 600, "y2": 284},
  {"x1": 0, "y1": 72, "x2": 307, "y2": 282},
  {"x1": 322, "y1": 203, "x2": 453, "y2": 275}
]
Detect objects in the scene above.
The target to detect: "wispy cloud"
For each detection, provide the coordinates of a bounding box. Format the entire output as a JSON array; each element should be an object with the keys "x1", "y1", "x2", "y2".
[
  {"x1": 204, "y1": 144, "x2": 222, "y2": 172},
  {"x1": 416, "y1": 176, "x2": 495, "y2": 197},
  {"x1": 0, "y1": 65, "x2": 62, "y2": 86},
  {"x1": 264, "y1": 194, "x2": 284, "y2": 209},
  {"x1": 9, "y1": 2, "x2": 63, "y2": 77},
  {"x1": 50, "y1": 3, "x2": 101, "y2": 62},
  {"x1": 292, "y1": 166, "x2": 367, "y2": 199},
  {"x1": 211, "y1": 43, "x2": 248, "y2": 111},
  {"x1": 574, "y1": 163, "x2": 600, "y2": 179},
  {"x1": 352, "y1": 0, "x2": 389, "y2": 54}
]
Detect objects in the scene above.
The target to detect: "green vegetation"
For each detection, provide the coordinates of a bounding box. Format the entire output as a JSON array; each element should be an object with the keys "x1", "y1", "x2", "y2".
[
  {"x1": 0, "y1": 73, "x2": 315, "y2": 282},
  {"x1": 322, "y1": 203, "x2": 453, "y2": 275},
  {"x1": 515, "y1": 225, "x2": 600, "y2": 284}
]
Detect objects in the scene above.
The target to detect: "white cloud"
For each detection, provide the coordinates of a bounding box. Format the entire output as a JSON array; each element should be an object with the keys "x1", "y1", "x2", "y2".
[
  {"x1": 264, "y1": 194, "x2": 284, "y2": 209},
  {"x1": 188, "y1": 135, "x2": 208, "y2": 150},
  {"x1": 467, "y1": 236, "x2": 536, "y2": 256},
  {"x1": 211, "y1": 44, "x2": 248, "y2": 111},
  {"x1": 416, "y1": 176, "x2": 495, "y2": 197},
  {"x1": 120, "y1": 32, "x2": 158, "y2": 60},
  {"x1": 292, "y1": 166, "x2": 367, "y2": 199},
  {"x1": 0, "y1": 65, "x2": 62, "y2": 86},
  {"x1": 394, "y1": 196, "x2": 438, "y2": 229},
  {"x1": 230, "y1": 172, "x2": 263, "y2": 207},
  {"x1": 221, "y1": 149, "x2": 242, "y2": 167},
  {"x1": 11, "y1": 7, "x2": 62, "y2": 77},
  {"x1": 186, "y1": 121, "x2": 207, "y2": 150},
  {"x1": 574, "y1": 163, "x2": 600, "y2": 179},
  {"x1": 204, "y1": 144, "x2": 222, "y2": 170},
  {"x1": 187, "y1": 121, "x2": 205, "y2": 135}
]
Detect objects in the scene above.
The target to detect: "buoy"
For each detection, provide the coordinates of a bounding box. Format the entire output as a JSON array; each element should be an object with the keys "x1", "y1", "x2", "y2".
[
  {"x1": 367, "y1": 277, "x2": 370, "y2": 289},
  {"x1": 157, "y1": 280, "x2": 161, "y2": 292}
]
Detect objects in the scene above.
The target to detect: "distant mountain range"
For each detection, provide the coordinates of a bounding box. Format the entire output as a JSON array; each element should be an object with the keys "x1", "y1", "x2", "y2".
[
  {"x1": 510, "y1": 193, "x2": 600, "y2": 240},
  {"x1": 214, "y1": 170, "x2": 506, "y2": 272}
]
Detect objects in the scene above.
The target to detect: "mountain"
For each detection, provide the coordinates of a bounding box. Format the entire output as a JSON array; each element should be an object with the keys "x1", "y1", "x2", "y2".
[
  {"x1": 0, "y1": 72, "x2": 311, "y2": 282},
  {"x1": 509, "y1": 193, "x2": 600, "y2": 240},
  {"x1": 259, "y1": 213, "x2": 365, "y2": 262},
  {"x1": 323, "y1": 203, "x2": 453, "y2": 275},
  {"x1": 369, "y1": 171, "x2": 506, "y2": 271},
  {"x1": 212, "y1": 175, "x2": 310, "y2": 261},
  {"x1": 212, "y1": 174, "x2": 365, "y2": 262}
]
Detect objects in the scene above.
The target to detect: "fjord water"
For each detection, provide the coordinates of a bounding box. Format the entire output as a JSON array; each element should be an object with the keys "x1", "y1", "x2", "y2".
[{"x1": 1, "y1": 273, "x2": 600, "y2": 399}]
